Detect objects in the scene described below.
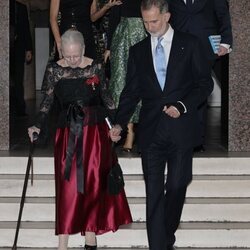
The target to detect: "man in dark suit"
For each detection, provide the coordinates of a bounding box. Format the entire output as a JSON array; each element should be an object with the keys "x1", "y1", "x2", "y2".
[
  {"x1": 11, "y1": 0, "x2": 32, "y2": 116},
  {"x1": 109, "y1": 0, "x2": 213, "y2": 249},
  {"x1": 168, "y1": 0, "x2": 233, "y2": 151}
]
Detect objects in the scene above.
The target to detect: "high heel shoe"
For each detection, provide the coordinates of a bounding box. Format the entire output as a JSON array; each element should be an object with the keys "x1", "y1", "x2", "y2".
[{"x1": 84, "y1": 244, "x2": 97, "y2": 250}]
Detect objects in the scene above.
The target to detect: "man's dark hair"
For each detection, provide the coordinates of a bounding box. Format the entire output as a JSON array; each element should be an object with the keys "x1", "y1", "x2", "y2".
[{"x1": 141, "y1": 0, "x2": 169, "y2": 13}]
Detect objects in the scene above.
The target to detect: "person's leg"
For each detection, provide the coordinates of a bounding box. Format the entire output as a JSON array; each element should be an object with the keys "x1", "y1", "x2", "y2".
[
  {"x1": 141, "y1": 142, "x2": 168, "y2": 250},
  {"x1": 164, "y1": 186, "x2": 187, "y2": 246},
  {"x1": 13, "y1": 60, "x2": 26, "y2": 115},
  {"x1": 123, "y1": 122, "x2": 135, "y2": 152},
  {"x1": 164, "y1": 147, "x2": 193, "y2": 246},
  {"x1": 85, "y1": 232, "x2": 97, "y2": 249},
  {"x1": 58, "y1": 234, "x2": 69, "y2": 250}
]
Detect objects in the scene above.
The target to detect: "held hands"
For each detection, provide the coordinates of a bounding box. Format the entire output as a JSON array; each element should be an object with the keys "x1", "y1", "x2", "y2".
[
  {"x1": 28, "y1": 126, "x2": 41, "y2": 143},
  {"x1": 163, "y1": 105, "x2": 181, "y2": 118},
  {"x1": 109, "y1": 124, "x2": 122, "y2": 142}
]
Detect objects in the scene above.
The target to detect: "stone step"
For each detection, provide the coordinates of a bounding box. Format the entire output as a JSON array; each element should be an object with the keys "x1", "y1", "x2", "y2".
[
  {"x1": 2, "y1": 248, "x2": 250, "y2": 250},
  {"x1": 1, "y1": 228, "x2": 250, "y2": 248},
  {"x1": 0, "y1": 157, "x2": 250, "y2": 176},
  {"x1": 1, "y1": 197, "x2": 250, "y2": 204},
  {"x1": 1, "y1": 203, "x2": 250, "y2": 223},
  {"x1": 2, "y1": 221, "x2": 250, "y2": 230},
  {"x1": 1, "y1": 174, "x2": 250, "y2": 180},
  {"x1": 1, "y1": 179, "x2": 250, "y2": 198}
]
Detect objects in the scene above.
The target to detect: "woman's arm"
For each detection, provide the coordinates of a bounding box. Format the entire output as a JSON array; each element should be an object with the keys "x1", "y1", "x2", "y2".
[
  {"x1": 90, "y1": 0, "x2": 122, "y2": 22},
  {"x1": 50, "y1": 0, "x2": 62, "y2": 58}
]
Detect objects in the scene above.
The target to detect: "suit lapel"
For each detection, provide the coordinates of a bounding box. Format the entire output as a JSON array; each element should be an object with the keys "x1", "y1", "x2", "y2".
[
  {"x1": 192, "y1": 0, "x2": 208, "y2": 12},
  {"x1": 163, "y1": 32, "x2": 186, "y2": 92},
  {"x1": 174, "y1": 0, "x2": 207, "y2": 12}
]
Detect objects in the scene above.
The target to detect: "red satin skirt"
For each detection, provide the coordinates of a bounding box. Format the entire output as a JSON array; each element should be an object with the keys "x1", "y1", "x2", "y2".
[{"x1": 54, "y1": 122, "x2": 132, "y2": 235}]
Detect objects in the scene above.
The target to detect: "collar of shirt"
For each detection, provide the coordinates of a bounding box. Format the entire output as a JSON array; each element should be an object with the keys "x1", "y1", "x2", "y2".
[
  {"x1": 183, "y1": 0, "x2": 195, "y2": 3},
  {"x1": 151, "y1": 25, "x2": 174, "y2": 65}
]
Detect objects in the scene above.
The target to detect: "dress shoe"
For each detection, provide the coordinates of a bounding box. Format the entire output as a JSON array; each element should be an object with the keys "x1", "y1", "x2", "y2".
[
  {"x1": 166, "y1": 245, "x2": 176, "y2": 250},
  {"x1": 193, "y1": 144, "x2": 205, "y2": 153},
  {"x1": 84, "y1": 244, "x2": 97, "y2": 250},
  {"x1": 122, "y1": 147, "x2": 132, "y2": 153}
]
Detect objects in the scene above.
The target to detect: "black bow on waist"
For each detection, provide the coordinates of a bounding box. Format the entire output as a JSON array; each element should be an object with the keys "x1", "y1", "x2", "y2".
[{"x1": 64, "y1": 101, "x2": 85, "y2": 193}]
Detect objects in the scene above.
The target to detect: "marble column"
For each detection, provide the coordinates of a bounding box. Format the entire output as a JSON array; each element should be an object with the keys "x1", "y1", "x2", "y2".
[
  {"x1": 229, "y1": 0, "x2": 250, "y2": 151},
  {"x1": 0, "y1": 0, "x2": 9, "y2": 150}
]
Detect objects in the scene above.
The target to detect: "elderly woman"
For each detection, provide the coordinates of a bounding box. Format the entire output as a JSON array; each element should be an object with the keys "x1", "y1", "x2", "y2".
[{"x1": 28, "y1": 29, "x2": 132, "y2": 250}]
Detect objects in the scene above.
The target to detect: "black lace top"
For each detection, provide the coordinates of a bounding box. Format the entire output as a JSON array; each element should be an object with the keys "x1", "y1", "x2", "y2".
[{"x1": 36, "y1": 61, "x2": 115, "y2": 129}]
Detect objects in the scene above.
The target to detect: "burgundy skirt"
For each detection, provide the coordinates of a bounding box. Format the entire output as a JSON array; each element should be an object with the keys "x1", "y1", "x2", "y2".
[{"x1": 54, "y1": 122, "x2": 132, "y2": 235}]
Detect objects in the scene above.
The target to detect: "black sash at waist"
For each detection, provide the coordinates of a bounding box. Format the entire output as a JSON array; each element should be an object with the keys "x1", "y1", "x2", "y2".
[{"x1": 64, "y1": 101, "x2": 85, "y2": 194}]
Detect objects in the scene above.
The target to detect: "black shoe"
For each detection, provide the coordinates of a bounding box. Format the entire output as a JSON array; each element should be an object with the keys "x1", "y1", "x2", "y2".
[
  {"x1": 166, "y1": 245, "x2": 176, "y2": 250},
  {"x1": 193, "y1": 144, "x2": 205, "y2": 153},
  {"x1": 84, "y1": 245, "x2": 97, "y2": 250}
]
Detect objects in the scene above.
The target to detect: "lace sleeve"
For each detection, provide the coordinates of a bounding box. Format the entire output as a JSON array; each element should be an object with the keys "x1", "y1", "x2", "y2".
[
  {"x1": 96, "y1": 63, "x2": 116, "y2": 120},
  {"x1": 35, "y1": 63, "x2": 58, "y2": 129}
]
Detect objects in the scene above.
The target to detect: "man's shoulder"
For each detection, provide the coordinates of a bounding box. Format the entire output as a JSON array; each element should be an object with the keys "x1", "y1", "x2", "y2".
[
  {"x1": 130, "y1": 36, "x2": 150, "y2": 52},
  {"x1": 174, "y1": 30, "x2": 199, "y2": 42}
]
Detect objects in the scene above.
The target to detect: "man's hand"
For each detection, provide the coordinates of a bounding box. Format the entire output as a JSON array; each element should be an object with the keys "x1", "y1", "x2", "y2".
[
  {"x1": 217, "y1": 45, "x2": 228, "y2": 56},
  {"x1": 163, "y1": 105, "x2": 180, "y2": 118},
  {"x1": 109, "y1": 124, "x2": 122, "y2": 142},
  {"x1": 25, "y1": 50, "x2": 32, "y2": 63}
]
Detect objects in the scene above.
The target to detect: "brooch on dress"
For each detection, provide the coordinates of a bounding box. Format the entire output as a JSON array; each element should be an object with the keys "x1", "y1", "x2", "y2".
[{"x1": 85, "y1": 75, "x2": 100, "y2": 90}]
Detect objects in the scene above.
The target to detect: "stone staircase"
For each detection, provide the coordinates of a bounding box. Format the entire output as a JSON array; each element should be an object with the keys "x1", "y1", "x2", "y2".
[{"x1": 0, "y1": 156, "x2": 250, "y2": 249}]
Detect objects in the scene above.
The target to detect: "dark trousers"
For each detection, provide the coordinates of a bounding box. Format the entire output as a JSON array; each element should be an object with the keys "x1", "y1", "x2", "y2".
[
  {"x1": 13, "y1": 59, "x2": 26, "y2": 114},
  {"x1": 141, "y1": 125, "x2": 192, "y2": 249}
]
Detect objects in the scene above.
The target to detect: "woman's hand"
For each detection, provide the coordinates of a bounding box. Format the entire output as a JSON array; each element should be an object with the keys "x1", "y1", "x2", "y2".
[
  {"x1": 104, "y1": 50, "x2": 110, "y2": 63},
  {"x1": 56, "y1": 40, "x2": 62, "y2": 59},
  {"x1": 105, "y1": 0, "x2": 122, "y2": 10},
  {"x1": 109, "y1": 124, "x2": 122, "y2": 142},
  {"x1": 28, "y1": 126, "x2": 41, "y2": 143}
]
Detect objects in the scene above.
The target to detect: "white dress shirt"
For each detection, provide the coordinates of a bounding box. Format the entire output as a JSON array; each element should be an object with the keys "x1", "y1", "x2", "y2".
[
  {"x1": 151, "y1": 25, "x2": 174, "y2": 72},
  {"x1": 151, "y1": 25, "x2": 187, "y2": 113}
]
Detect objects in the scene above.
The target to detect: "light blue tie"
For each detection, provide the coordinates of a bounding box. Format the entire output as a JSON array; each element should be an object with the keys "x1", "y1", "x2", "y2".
[{"x1": 155, "y1": 37, "x2": 166, "y2": 90}]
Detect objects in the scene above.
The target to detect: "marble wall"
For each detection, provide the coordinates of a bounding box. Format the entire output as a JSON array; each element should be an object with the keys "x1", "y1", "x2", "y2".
[
  {"x1": 229, "y1": 0, "x2": 250, "y2": 151},
  {"x1": 0, "y1": 1, "x2": 9, "y2": 150}
]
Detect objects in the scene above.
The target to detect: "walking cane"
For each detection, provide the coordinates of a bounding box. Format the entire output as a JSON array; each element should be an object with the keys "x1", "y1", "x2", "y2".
[{"x1": 12, "y1": 132, "x2": 38, "y2": 250}]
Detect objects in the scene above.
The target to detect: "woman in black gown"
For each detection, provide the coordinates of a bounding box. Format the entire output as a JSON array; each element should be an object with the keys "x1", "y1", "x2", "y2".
[
  {"x1": 50, "y1": 0, "x2": 121, "y2": 60},
  {"x1": 28, "y1": 30, "x2": 132, "y2": 250}
]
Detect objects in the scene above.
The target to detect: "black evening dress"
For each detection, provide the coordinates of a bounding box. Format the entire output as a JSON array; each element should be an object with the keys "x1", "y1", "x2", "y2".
[
  {"x1": 59, "y1": 0, "x2": 96, "y2": 59},
  {"x1": 37, "y1": 61, "x2": 132, "y2": 235}
]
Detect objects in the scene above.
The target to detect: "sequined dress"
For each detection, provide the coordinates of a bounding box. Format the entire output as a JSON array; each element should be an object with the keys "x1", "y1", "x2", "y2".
[
  {"x1": 59, "y1": 0, "x2": 96, "y2": 59},
  {"x1": 92, "y1": 0, "x2": 110, "y2": 61},
  {"x1": 107, "y1": 0, "x2": 147, "y2": 122},
  {"x1": 37, "y1": 61, "x2": 132, "y2": 235}
]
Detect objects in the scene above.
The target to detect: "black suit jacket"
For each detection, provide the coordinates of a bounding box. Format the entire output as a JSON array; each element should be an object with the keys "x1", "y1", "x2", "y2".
[
  {"x1": 14, "y1": 2, "x2": 32, "y2": 62},
  {"x1": 115, "y1": 30, "x2": 213, "y2": 151},
  {"x1": 168, "y1": 0, "x2": 233, "y2": 60}
]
